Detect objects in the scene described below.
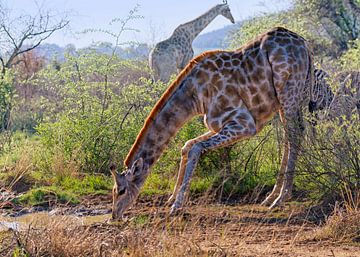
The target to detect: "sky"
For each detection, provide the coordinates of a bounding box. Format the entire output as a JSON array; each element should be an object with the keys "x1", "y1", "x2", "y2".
[{"x1": 4, "y1": 0, "x2": 291, "y2": 48}]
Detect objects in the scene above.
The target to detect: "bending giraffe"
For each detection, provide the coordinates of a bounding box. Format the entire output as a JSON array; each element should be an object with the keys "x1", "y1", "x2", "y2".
[
  {"x1": 149, "y1": 3, "x2": 235, "y2": 82},
  {"x1": 309, "y1": 69, "x2": 334, "y2": 114},
  {"x1": 111, "y1": 27, "x2": 314, "y2": 219},
  {"x1": 326, "y1": 71, "x2": 360, "y2": 122},
  {"x1": 309, "y1": 70, "x2": 359, "y2": 123}
]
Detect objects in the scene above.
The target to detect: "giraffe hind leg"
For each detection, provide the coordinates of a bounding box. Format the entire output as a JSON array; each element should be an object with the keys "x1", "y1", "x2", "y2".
[
  {"x1": 268, "y1": 81, "x2": 306, "y2": 208},
  {"x1": 170, "y1": 109, "x2": 257, "y2": 214},
  {"x1": 261, "y1": 110, "x2": 289, "y2": 206}
]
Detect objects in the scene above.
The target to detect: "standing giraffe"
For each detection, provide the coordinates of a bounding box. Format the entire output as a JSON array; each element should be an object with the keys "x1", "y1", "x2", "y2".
[
  {"x1": 149, "y1": 3, "x2": 235, "y2": 82},
  {"x1": 111, "y1": 27, "x2": 314, "y2": 219}
]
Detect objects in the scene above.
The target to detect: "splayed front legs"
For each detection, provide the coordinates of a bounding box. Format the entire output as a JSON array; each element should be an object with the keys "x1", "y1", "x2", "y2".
[
  {"x1": 170, "y1": 108, "x2": 257, "y2": 214},
  {"x1": 166, "y1": 131, "x2": 215, "y2": 205}
]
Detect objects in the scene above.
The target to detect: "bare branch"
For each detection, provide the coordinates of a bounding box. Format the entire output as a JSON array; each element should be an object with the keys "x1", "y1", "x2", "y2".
[
  {"x1": 0, "y1": 56, "x2": 5, "y2": 75},
  {"x1": 0, "y1": 3, "x2": 70, "y2": 71},
  {"x1": 1, "y1": 25, "x2": 17, "y2": 48}
]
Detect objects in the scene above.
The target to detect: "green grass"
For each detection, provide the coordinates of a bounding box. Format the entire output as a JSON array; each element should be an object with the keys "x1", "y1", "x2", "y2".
[
  {"x1": 14, "y1": 174, "x2": 113, "y2": 206},
  {"x1": 141, "y1": 172, "x2": 173, "y2": 196},
  {"x1": 0, "y1": 132, "x2": 39, "y2": 167},
  {"x1": 16, "y1": 186, "x2": 79, "y2": 206},
  {"x1": 132, "y1": 214, "x2": 150, "y2": 227},
  {"x1": 190, "y1": 177, "x2": 215, "y2": 195},
  {"x1": 58, "y1": 174, "x2": 112, "y2": 195}
]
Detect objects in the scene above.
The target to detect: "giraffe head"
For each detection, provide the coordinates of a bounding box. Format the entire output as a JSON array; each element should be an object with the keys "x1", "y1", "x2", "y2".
[
  {"x1": 218, "y1": 3, "x2": 235, "y2": 24},
  {"x1": 110, "y1": 158, "x2": 144, "y2": 220}
]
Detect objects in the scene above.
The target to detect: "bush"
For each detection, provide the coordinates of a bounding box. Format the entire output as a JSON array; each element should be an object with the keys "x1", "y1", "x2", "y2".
[
  {"x1": 35, "y1": 51, "x2": 165, "y2": 174},
  {"x1": 296, "y1": 114, "x2": 360, "y2": 202}
]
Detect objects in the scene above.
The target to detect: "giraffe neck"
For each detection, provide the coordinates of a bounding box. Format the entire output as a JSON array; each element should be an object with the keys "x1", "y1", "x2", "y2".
[
  {"x1": 176, "y1": 5, "x2": 221, "y2": 41},
  {"x1": 127, "y1": 80, "x2": 202, "y2": 173}
]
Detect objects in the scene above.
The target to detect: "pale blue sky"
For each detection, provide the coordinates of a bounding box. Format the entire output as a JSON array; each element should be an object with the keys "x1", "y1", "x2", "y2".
[{"x1": 5, "y1": 0, "x2": 291, "y2": 47}]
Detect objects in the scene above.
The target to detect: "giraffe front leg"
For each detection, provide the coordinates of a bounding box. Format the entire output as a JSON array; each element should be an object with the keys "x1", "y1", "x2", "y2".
[
  {"x1": 170, "y1": 111, "x2": 257, "y2": 214},
  {"x1": 166, "y1": 132, "x2": 215, "y2": 205}
]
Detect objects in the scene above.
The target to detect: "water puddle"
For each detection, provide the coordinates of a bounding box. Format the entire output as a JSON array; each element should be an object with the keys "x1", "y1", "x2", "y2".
[{"x1": 0, "y1": 212, "x2": 111, "y2": 232}]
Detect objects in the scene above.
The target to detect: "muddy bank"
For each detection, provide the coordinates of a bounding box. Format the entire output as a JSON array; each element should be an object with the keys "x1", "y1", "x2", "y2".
[{"x1": 0, "y1": 190, "x2": 113, "y2": 217}]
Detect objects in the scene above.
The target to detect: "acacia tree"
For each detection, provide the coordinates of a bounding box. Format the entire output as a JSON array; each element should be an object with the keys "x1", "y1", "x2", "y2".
[
  {"x1": 0, "y1": 2, "x2": 69, "y2": 131},
  {"x1": 0, "y1": 3, "x2": 69, "y2": 75},
  {"x1": 295, "y1": 0, "x2": 360, "y2": 54}
]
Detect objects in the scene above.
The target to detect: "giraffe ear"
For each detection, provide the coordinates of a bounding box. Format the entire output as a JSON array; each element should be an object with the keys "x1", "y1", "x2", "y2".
[
  {"x1": 110, "y1": 164, "x2": 123, "y2": 186},
  {"x1": 129, "y1": 158, "x2": 144, "y2": 179}
]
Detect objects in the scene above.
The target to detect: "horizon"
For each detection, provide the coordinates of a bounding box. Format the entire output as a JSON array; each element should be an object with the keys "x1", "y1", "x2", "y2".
[{"x1": 4, "y1": 0, "x2": 291, "y2": 48}]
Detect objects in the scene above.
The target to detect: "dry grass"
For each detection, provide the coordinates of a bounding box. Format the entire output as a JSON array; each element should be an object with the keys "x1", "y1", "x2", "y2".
[
  {"x1": 314, "y1": 207, "x2": 360, "y2": 243},
  {"x1": 1, "y1": 204, "x2": 360, "y2": 257},
  {"x1": 313, "y1": 190, "x2": 360, "y2": 244}
]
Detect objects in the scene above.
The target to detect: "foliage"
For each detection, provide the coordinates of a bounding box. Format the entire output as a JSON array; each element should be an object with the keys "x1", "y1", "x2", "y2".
[
  {"x1": 340, "y1": 39, "x2": 360, "y2": 70},
  {"x1": 297, "y1": 115, "x2": 360, "y2": 201},
  {"x1": 0, "y1": 70, "x2": 15, "y2": 133},
  {"x1": 35, "y1": 51, "x2": 161, "y2": 173}
]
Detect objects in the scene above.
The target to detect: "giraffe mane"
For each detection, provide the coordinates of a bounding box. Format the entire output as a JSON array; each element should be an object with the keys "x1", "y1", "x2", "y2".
[{"x1": 124, "y1": 50, "x2": 223, "y2": 167}]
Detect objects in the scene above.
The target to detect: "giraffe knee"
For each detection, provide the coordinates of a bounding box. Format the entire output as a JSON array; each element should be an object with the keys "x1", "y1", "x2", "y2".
[
  {"x1": 181, "y1": 141, "x2": 193, "y2": 156},
  {"x1": 188, "y1": 143, "x2": 204, "y2": 159}
]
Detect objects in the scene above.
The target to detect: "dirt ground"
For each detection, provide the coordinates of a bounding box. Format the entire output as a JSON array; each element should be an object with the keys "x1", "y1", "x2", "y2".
[{"x1": 1, "y1": 194, "x2": 360, "y2": 256}]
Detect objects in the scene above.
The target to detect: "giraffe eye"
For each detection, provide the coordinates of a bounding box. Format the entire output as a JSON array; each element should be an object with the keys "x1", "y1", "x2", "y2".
[{"x1": 118, "y1": 188, "x2": 126, "y2": 195}]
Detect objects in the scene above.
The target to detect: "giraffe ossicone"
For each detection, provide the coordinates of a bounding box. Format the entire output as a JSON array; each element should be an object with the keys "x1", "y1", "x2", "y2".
[{"x1": 111, "y1": 27, "x2": 315, "y2": 220}]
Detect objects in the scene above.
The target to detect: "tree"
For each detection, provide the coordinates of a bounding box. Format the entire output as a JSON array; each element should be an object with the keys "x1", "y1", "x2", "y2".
[
  {"x1": 230, "y1": 0, "x2": 360, "y2": 57},
  {"x1": 0, "y1": 2, "x2": 69, "y2": 131},
  {"x1": 295, "y1": 0, "x2": 360, "y2": 54},
  {"x1": 0, "y1": 3, "x2": 69, "y2": 75}
]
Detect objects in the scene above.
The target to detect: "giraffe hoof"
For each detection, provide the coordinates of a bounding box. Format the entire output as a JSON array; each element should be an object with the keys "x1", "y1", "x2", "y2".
[
  {"x1": 268, "y1": 194, "x2": 290, "y2": 209},
  {"x1": 260, "y1": 199, "x2": 272, "y2": 206},
  {"x1": 165, "y1": 195, "x2": 175, "y2": 206},
  {"x1": 261, "y1": 194, "x2": 278, "y2": 206},
  {"x1": 169, "y1": 203, "x2": 182, "y2": 215}
]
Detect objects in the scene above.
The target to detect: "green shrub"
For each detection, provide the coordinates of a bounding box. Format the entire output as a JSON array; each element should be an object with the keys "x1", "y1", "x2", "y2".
[{"x1": 35, "y1": 51, "x2": 165, "y2": 174}]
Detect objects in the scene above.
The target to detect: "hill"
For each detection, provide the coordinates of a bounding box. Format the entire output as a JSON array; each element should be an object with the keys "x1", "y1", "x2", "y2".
[{"x1": 192, "y1": 23, "x2": 240, "y2": 54}]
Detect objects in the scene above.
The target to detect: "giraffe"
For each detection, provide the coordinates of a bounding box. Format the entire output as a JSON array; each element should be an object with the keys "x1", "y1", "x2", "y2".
[
  {"x1": 307, "y1": 68, "x2": 334, "y2": 130},
  {"x1": 111, "y1": 27, "x2": 314, "y2": 220},
  {"x1": 309, "y1": 69, "x2": 334, "y2": 114},
  {"x1": 149, "y1": 3, "x2": 235, "y2": 82},
  {"x1": 308, "y1": 70, "x2": 359, "y2": 122},
  {"x1": 325, "y1": 71, "x2": 360, "y2": 122}
]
